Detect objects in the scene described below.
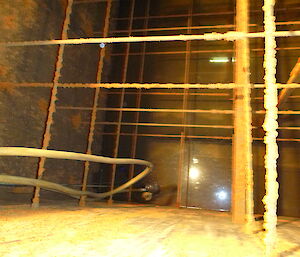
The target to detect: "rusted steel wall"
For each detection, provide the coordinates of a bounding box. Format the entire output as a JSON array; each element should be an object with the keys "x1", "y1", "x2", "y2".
[
  {"x1": 0, "y1": 0, "x2": 299, "y2": 216},
  {"x1": 0, "y1": 0, "x2": 110, "y2": 200},
  {"x1": 100, "y1": 0, "x2": 300, "y2": 216}
]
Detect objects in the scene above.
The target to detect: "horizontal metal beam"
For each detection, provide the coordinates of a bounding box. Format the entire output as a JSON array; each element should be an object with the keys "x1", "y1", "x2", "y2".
[
  {"x1": 111, "y1": 7, "x2": 300, "y2": 21},
  {"x1": 84, "y1": 121, "x2": 233, "y2": 129},
  {"x1": 82, "y1": 121, "x2": 300, "y2": 131},
  {"x1": 100, "y1": 132, "x2": 300, "y2": 142},
  {"x1": 56, "y1": 106, "x2": 300, "y2": 115},
  {"x1": 1, "y1": 31, "x2": 300, "y2": 47},
  {"x1": 94, "y1": 21, "x2": 300, "y2": 35},
  {"x1": 103, "y1": 132, "x2": 232, "y2": 140},
  {"x1": 58, "y1": 106, "x2": 234, "y2": 114},
  {"x1": 74, "y1": 0, "x2": 115, "y2": 3},
  {"x1": 105, "y1": 92, "x2": 230, "y2": 97},
  {"x1": 1, "y1": 82, "x2": 300, "y2": 89},
  {"x1": 110, "y1": 46, "x2": 300, "y2": 57},
  {"x1": 255, "y1": 110, "x2": 300, "y2": 114}
]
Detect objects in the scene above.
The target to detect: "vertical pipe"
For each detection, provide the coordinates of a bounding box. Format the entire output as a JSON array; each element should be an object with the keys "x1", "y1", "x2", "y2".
[
  {"x1": 108, "y1": 0, "x2": 135, "y2": 204},
  {"x1": 177, "y1": 2, "x2": 192, "y2": 207},
  {"x1": 232, "y1": 0, "x2": 254, "y2": 226},
  {"x1": 263, "y1": 0, "x2": 279, "y2": 255},
  {"x1": 177, "y1": 132, "x2": 185, "y2": 206},
  {"x1": 128, "y1": 0, "x2": 151, "y2": 202},
  {"x1": 32, "y1": 0, "x2": 74, "y2": 208},
  {"x1": 79, "y1": 0, "x2": 112, "y2": 206}
]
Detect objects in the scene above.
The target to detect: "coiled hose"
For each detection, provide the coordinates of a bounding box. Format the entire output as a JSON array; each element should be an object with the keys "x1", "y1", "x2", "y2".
[{"x1": 0, "y1": 147, "x2": 153, "y2": 200}]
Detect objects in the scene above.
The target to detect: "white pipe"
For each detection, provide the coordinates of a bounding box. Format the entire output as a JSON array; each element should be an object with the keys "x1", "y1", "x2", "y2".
[
  {"x1": 1, "y1": 30, "x2": 300, "y2": 47},
  {"x1": 0, "y1": 147, "x2": 153, "y2": 199}
]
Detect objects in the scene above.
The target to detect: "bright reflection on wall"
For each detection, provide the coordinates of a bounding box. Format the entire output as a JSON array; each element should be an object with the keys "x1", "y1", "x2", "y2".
[
  {"x1": 189, "y1": 166, "x2": 200, "y2": 180},
  {"x1": 192, "y1": 158, "x2": 199, "y2": 164},
  {"x1": 215, "y1": 190, "x2": 228, "y2": 201},
  {"x1": 209, "y1": 57, "x2": 235, "y2": 63},
  {"x1": 209, "y1": 57, "x2": 229, "y2": 63}
]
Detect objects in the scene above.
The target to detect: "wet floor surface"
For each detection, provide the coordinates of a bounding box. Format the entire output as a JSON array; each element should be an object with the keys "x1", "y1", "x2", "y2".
[{"x1": 0, "y1": 203, "x2": 299, "y2": 257}]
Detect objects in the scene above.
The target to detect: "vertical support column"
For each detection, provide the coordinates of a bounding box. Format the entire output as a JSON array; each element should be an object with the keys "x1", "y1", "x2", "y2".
[
  {"x1": 232, "y1": 0, "x2": 254, "y2": 225},
  {"x1": 177, "y1": 2, "x2": 192, "y2": 207},
  {"x1": 32, "y1": 0, "x2": 74, "y2": 208},
  {"x1": 263, "y1": 0, "x2": 279, "y2": 255},
  {"x1": 128, "y1": 0, "x2": 150, "y2": 202},
  {"x1": 108, "y1": 0, "x2": 135, "y2": 204},
  {"x1": 79, "y1": 0, "x2": 112, "y2": 207}
]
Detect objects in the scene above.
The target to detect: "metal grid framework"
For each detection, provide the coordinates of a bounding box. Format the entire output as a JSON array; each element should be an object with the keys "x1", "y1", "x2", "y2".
[{"x1": 2, "y1": 0, "x2": 300, "y2": 255}]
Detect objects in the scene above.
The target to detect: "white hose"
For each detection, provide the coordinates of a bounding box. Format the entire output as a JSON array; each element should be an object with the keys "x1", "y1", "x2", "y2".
[{"x1": 0, "y1": 147, "x2": 153, "y2": 199}]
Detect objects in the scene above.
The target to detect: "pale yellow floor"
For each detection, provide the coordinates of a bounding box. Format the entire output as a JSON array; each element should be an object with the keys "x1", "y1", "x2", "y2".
[{"x1": 0, "y1": 203, "x2": 299, "y2": 257}]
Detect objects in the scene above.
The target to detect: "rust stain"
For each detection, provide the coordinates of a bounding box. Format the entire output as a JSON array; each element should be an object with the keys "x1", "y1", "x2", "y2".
[
  {"x1": 23, "y1": 0, "x2": 37, "y2": 9},
  {"x1": 59, "y1": 0, "x2": 68, "y2": 10},
  {"x1": 71, "y1": 113, "x2": 82, "y2": 130},
  {"x1": 11, "y1": 187, "x2": 33, "y2": 194},
  {"x1": 0, "y1": 65, "x2": 9, "y2": 77},
  {"x1": 22, "y1": 0, "x2": 38, "y2": 26},
  {"x1": 0, "y1": 83, "x2": 20, "y2": 96},
  {"x1": 1, "y1": 15, "x2": 17, "y2": 30},
  {"x1": 38, "y1": 98, "x2": 49, "y2": 113},
  {"x1": 33, "y1": 0, "x2": 73, "y2": 206},
  {"x1": 1, "y1": 0, "x2": 37, "y2": 31}
]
